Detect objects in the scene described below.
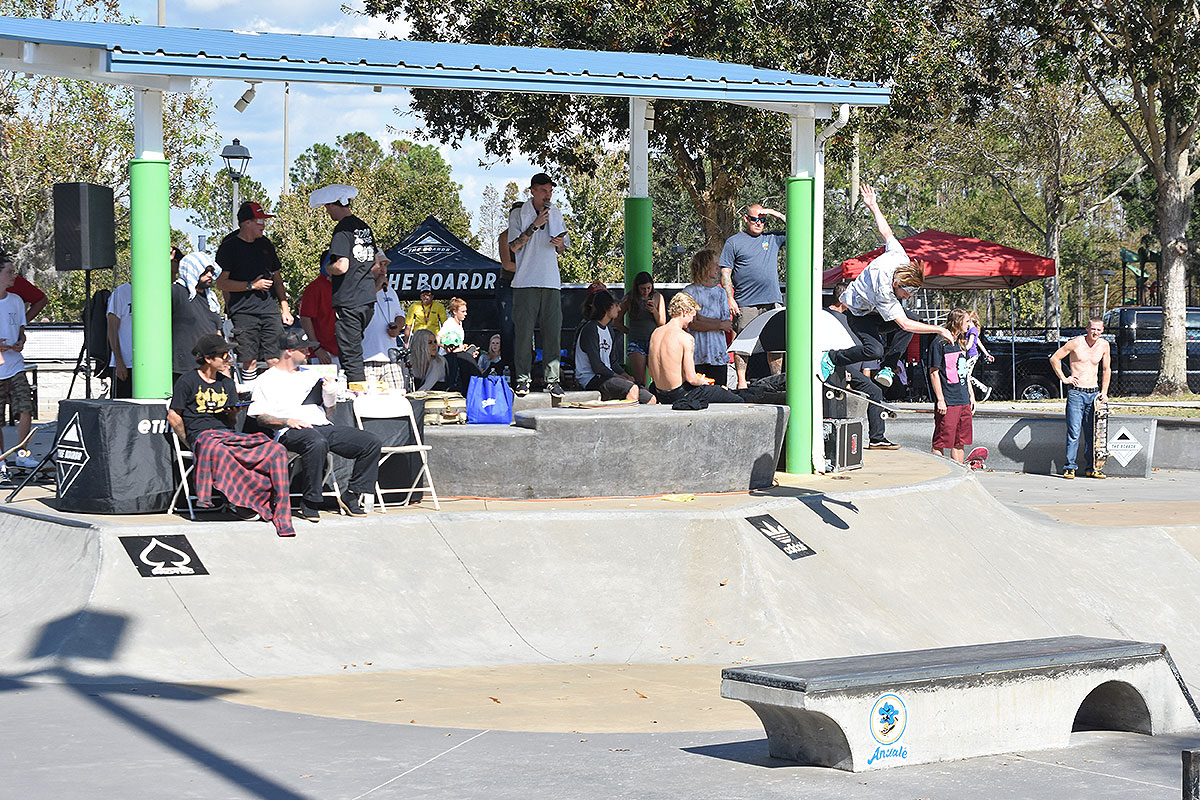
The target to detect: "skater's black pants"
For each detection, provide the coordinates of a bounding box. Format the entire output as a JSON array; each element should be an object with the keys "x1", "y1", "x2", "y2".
[
  {"x1": 845, "y1": 312, "x2": 912, "y2": 373},
  {"x1": 335, "y1": 304, "x2": 375, "y2": 384}
]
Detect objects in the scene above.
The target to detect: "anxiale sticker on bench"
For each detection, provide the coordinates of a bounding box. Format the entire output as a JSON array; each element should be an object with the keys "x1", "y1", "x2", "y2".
[
  {"x1": 745, "y1": 515, "x2": 816, "y2": 560},
  {"x1": 120, "y1": 535, "x2": 209, "y2": 578}
]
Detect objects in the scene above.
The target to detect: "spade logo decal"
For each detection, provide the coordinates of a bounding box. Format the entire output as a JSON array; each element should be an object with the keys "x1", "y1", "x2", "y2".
[{"x1": 119, "y1": 535, "x2": 209, "y2": 578}]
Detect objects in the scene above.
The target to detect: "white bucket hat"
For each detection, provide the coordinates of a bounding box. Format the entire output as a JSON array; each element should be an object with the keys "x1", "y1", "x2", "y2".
[{"x1": 308, "y1": 183, "x2": 359, "y2": 209}]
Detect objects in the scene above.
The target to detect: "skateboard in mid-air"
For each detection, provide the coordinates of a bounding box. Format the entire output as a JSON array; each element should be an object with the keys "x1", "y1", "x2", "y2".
[
  {"x1": 821, "y1": 381, "x2": 900, "y2": 419},
  {"x1": 1092, "y1": 397, "x2": 1109, "y2": 475},
  {"x1": 965, "y1": 446, "x2": 989, "y2": 471}
]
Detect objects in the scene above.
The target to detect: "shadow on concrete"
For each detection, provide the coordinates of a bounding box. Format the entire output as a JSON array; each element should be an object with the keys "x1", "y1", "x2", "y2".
[
  {"x1": 751, "y1": 486, "x2": 822, "y2": 499},
  {"x1": 798, "y1": 495, "x2": 859, "y2": 530},
  {"x1": 681, "y1": 738, "x2": 792, "y2": 768},
  {"x1": 0, "y1": 609, "x2": 307, "y2": 800},
  {"x1": 996, "y1": 418, "x2": 1060, "y2": 476}
]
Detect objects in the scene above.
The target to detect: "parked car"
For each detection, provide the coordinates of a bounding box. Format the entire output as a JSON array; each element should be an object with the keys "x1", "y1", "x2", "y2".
[{"x1": 971, "y1": 307, "x2": 1200, "y2": 399}]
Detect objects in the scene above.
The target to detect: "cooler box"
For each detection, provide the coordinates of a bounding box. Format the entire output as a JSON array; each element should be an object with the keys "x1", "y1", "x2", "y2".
[{"x1": 823, "y1": 417, "x2": 864, "y2": 472}]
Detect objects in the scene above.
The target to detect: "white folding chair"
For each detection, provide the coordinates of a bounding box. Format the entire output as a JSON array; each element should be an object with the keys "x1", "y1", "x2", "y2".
[
  {"x1": 169, "y1": 430, "x2": 197, "y2": 520},
  {"x1": 352, "y1": 394, "x2": 440, "y2": 512},
  {"x1": 171, "y1": 427, "x2": 336, "y2": 519},
  {"x1": 286, "y1": 449, "x2": 342, "y2": 509}
]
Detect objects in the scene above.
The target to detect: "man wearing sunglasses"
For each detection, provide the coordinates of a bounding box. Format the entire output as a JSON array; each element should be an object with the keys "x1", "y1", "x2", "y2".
[{"x1": 720, "y1": 203, "x2": 786, "y2": 389}]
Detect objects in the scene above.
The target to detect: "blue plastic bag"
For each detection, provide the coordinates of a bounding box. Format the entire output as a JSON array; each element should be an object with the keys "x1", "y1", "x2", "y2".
[{"x1": 466, "y1": 375, "x2": 514, "y2": 424}]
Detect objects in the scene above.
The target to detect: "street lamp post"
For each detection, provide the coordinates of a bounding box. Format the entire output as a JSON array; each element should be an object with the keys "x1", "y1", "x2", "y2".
[
  {"x1": 1100, "y1": 268, "x2": 1116, "y2": 317},
  {"x1": 220, "y1": 138, "x2": 252, "y2": 229}
]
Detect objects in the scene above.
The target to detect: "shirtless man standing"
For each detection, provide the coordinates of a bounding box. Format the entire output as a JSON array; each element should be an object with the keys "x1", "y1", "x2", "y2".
[
  {"x1": 648, "y1": 292, "x2": 743, "y2": 406},
  {"x1": 1049, "y1": 316, "x2": 1111, "y2": 479}
]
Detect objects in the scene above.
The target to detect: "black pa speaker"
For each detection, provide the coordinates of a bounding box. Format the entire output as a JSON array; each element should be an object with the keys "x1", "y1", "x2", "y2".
[{"x1": 54, "y1": 182, "x2": 116, "y2": 271}]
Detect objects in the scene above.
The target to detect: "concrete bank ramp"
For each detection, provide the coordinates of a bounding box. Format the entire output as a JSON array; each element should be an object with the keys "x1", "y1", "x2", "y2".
[{"x1": 3, "y1": 468, "x2": 1200, "y2": 692}]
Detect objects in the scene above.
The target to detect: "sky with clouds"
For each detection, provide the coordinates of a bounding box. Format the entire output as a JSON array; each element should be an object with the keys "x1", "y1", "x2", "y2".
[{"x1": 119, "y1": 0, "x2": 535, "y2": 247}]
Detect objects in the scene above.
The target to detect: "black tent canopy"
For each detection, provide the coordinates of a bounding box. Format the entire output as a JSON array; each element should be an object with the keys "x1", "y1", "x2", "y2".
[{"x1": 382, "y1": 215, "x2": 501, "y2": 300}]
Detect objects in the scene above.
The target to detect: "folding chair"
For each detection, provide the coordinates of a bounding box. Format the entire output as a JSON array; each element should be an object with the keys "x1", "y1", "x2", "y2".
[
  {"x1": 169, "y1": 429, "x2": 198, "y2": 520},
  {"x1": 352, "y1": 394, "x2": 440, "y2": 512},
  {"x1": 170, "y1": 428, "x2": 338, "y2": 519}
]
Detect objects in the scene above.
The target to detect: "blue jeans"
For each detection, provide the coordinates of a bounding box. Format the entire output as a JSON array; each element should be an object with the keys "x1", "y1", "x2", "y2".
[{"x1": 1065, "y1": 388, "x2": 1097, "y2": 470}]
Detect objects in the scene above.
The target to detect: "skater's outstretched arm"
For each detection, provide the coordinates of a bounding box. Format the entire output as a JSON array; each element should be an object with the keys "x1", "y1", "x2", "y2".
[{"x1": 861, "y1": 184, "x2": 893, "y2": 241}]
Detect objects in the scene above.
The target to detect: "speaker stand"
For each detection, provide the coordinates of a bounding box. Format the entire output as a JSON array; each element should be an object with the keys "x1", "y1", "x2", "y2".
[{"x1": 67, "y1": 270, "x2": 95, "y2": 400}]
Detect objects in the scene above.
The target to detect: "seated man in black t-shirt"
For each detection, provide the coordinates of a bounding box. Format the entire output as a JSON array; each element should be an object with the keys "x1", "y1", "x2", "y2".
[
  {"x1": 167, "y1": 334, "x2": 295, "y2": 537},
  {"x1": 213, "y1": 202, "x2": 293, "y2": 379}
]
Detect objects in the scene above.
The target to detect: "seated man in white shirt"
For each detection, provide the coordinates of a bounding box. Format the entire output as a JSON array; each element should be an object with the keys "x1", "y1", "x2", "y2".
[{"x1": 248, "y1": 329, "x2": 382, "y2": 521}]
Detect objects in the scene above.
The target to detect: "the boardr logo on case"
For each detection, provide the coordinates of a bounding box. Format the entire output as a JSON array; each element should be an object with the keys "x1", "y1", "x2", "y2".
[
  {"x1": 867, "y1": 693, "x2": 908, "y2": 765},
  {"x1": 55, "y1": 412, "x2": 90, "y2": 493},
  {"x1": 119, "y1": 535, "x2": 209, "y2": 577}
]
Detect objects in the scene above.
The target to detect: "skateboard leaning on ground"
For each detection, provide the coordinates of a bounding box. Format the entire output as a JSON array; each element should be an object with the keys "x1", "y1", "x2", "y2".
[
  {"x1": 1093, "y1": 397, "x2": 1109, "y2": 474},
  {"x1": 821, "y1": 381, "x2": 900, "y2": 419},
  {"x1": 965, "y1": 446, "x2": 989, "y2": 471}
]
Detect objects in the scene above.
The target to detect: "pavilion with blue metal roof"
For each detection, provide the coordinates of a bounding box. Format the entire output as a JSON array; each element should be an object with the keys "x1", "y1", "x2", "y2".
[{"x1": 0, "y1": 16, "x2": 892, "y2": 473}]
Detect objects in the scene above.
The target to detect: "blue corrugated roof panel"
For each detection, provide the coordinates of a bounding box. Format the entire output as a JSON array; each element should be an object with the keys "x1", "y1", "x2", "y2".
[{"x1": 0, "y1": 17, "x2": 890, "y2": 105}]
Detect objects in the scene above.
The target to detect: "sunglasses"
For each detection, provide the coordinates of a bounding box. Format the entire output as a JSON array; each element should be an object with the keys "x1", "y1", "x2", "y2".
[{"x1": 746, "y1": 215, "x2": 766, "y2": 223}]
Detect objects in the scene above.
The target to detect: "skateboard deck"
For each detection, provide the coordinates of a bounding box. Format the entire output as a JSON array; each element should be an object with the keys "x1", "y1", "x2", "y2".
[
  {"x1": 821, "y1": 381, "x2": 900, "y2": 419},
  {"x1": 561, "y1": 399, "x2": 639, "y2": 409},
  {"x1": 1093, "y1": 397, "x2": 1109, "y2": 473},
  {"x1": 965, "y1": 446, "x2": 989, "y2": 471}
]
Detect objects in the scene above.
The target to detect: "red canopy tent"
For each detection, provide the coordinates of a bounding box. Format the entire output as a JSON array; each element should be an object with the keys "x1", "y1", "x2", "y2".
[
  {"x1": 823, "y1": 229, "x2": 1055, "y2": 290},
  {"x1": 825, "y1": 229, "x2": 1057, "y2": 400}
]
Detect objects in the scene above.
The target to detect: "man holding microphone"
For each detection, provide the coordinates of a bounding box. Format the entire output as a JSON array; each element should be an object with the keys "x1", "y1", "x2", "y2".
[{"x1": 507, "y1": 173, "x2": 569, "y2": 397}]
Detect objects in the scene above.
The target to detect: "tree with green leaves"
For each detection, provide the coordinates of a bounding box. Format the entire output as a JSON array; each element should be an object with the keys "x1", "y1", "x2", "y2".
[
  {"x1": 268, "y1": 133, "x2": 475, "y2": 301},
  {"x1": 994, "y1": 0, "x2": 1200, "y2": 394},
  {"x1": 362, "y1": 0, "x2": 947, "y2": 252},
  {"x1": 888, "y1": 80, "x2": 1138, "y2": 332},
  {"x1": 0, "y1": 0, "x2": 217, "y2": 319},
  {"x1": 557, "y1": 148, "x2": 627, "y2": 283},
  {"x1": 186, "y1": 171, "x2": 273, "y2": 243},
  {"x1": 476, "y1": 184, "x2": 502, "y2": 258}
]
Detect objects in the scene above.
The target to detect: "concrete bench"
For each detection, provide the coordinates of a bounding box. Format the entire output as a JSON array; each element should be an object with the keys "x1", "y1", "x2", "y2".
[
  {"x1": 425, "y1": 402, "x2": 788, "y2": 498},
  {"x1": 721, "y1": 636, "x2": 1200, "y2": 772}
]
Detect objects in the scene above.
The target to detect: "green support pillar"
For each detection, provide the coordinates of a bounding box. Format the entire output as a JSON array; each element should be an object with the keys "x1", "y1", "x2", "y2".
[
  {"x1": 784, "y1": 176, "x2": 815, "y2": 474},
  {"x1": 624, "y1": 197, "x2": 652, "y2": 292},
  {"x1": 129, "y1": 158, "x2": 172, "y2": 399}
]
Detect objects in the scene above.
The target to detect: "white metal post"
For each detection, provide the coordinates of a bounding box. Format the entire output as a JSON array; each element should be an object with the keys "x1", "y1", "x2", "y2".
[
  {"x1": 133, "y1": 89, "x2": 165, "y2": 160},
  {"x1": 628, "y1": 97, "x2": 650, "y2": 198}
]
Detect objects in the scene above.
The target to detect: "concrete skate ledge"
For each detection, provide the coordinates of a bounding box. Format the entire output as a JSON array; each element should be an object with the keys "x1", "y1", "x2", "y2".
[
  {"x1": 424, "y1": 403, "x2": 788, "y2": 499},
  {"x1": 721, "y1": 636, "x2": 1200, "y2": 772}
]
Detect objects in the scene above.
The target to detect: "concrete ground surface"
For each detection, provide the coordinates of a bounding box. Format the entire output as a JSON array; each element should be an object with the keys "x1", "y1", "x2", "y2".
[{"x1": 4, "y1": 449, "x2": 1200, "y2": 798}]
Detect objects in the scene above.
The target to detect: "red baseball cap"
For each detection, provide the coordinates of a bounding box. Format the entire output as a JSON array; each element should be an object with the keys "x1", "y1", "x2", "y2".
[{"x1": 237, "y1": 201, "x2": 275, "y2": 223}]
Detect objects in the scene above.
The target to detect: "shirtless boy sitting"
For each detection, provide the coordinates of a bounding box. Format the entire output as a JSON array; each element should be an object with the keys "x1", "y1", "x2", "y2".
[
  {"x1": 648, "y1": 292, "x2": 743, "y2": 406},
  {"x1": 1048, "y1": 316, "x2": 1111, "y2": 479}
]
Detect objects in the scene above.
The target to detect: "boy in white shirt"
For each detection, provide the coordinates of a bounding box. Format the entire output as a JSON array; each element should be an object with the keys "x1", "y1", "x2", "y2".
[
  {"x1": 840, "y1": 184, "x2": 952, "y2": 388},
  {"x1": 0, "y1": 258, "x2": 35, "y2": 472}
]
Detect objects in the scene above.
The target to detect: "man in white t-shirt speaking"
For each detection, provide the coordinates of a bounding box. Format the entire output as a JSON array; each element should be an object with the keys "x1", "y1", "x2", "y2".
[
  {"x1": 249, "y1": 329, "x2": 381, "y2": 522},
  {"x1": 839, "y1": 184, "x2": 952, "y2": 389},
  {"x1": 507, "y1": 173, "x2": 569, "y2": 398}
]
